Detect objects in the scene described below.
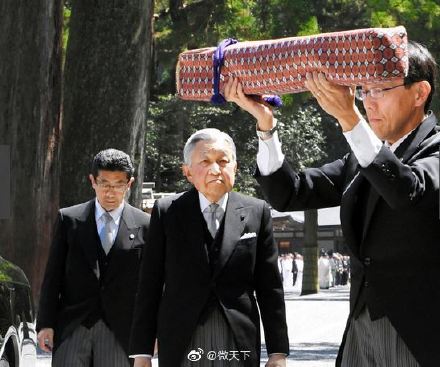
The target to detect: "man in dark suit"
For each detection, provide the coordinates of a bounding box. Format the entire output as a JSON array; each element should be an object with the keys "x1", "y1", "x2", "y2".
[
  {"x1": 37, "y1": 149, "x2": 150, "y2": 367},
  {"x1": 130, "y1": 128, "x2": 289, "y2": 367},
  {"x1": 225, "y1": 41, "x2": 440, "y2": 367}
]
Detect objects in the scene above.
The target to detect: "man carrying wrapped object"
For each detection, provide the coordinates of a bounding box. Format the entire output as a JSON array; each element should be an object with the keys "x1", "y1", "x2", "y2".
[{"x1": 225, "y1": 35, "x2": 439, "y2": 367}]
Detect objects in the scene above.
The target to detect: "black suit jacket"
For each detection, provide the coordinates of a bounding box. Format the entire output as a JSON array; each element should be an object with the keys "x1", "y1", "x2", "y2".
[
  {"x1": 256, "y1": 114, "x2": 440, "y2": 367},
  {"x1": 129, "y1": 189, "x2": 289, "y2": 367},
  {"x1": 37, "y1": 199, "x2": 150, "y2": 354}
]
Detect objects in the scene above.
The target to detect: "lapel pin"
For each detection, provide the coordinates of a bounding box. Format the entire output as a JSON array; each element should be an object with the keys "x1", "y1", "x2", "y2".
[{"x1": 129, "y1": 234, "x2": 135, "y2": 240}]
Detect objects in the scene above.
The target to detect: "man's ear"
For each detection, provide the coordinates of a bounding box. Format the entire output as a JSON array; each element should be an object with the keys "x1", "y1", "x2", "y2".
[
  {"x1": 182, "y1": 164, "x2": 193, "y2": 183},
  {"x1": 89, "y1": 174, "x2": 96, "y2": 187},
  {"x1": 127, "y1": 176, "x2": 135, "y2": 189},
  {"x1": 414, "y1": 81, "x2": 431, "y2": 108}
]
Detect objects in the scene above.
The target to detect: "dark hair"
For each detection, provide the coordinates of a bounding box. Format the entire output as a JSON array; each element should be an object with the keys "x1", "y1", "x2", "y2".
[
  {"x1": 404, "y1": 41, "x2": 438, "y2": 113},
  {"x1": 91, "y1": 149, "x2": 134, "y2": 180}
]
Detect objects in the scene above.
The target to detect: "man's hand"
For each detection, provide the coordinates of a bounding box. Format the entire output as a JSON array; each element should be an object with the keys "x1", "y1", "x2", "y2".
[
  {"x1": 304, "y1": 72, "x2": 363, "y2": 132},
  {"x1": 133, "y1": 357, "x2": 152, "y2": 367},
  {"x1": 224, "y1": 77, "x2": 275, "y2": 131},
  {"x1": 37, "y1": 328, "x2": 54, "y2": 352},
  {"x1": 266, "y1": 354, "x2": 287, "y2": 367}
]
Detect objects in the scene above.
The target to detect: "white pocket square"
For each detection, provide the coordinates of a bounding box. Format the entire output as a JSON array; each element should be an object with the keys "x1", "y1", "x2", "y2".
[{"x1": 240, "y1": 232, "x2": 257, "y2": 240}]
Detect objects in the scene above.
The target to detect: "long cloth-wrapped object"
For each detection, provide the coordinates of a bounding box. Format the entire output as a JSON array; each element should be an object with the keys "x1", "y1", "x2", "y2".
[{"x1": 176, "y1": 26, "x2": 408, "y2": 102}]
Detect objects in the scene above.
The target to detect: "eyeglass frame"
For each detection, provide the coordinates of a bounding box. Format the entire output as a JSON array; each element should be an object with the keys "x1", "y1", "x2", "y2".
[
  {"x1": 355, "y1": 82, "x2": 411, "y2": 101},
  {"x1": 95, "y1": 179, "x2": 130, "y2": 193}
]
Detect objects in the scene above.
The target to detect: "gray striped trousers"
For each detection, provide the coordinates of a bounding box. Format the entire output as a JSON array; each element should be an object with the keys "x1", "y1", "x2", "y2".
[
  {"x1": 341, "y1": 308, "x2": 420, "y2": 367},
  {"x1": 52, "y1": 319, "x2": 131, "y2": 367}
]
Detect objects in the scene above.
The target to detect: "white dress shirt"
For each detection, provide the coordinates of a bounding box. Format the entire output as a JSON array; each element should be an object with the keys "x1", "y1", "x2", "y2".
[
  {"x1": 256, "y1": 118, "x2": 417, "y2": 174},
  {"x1": 198, "y1": 192, "x2": 228, "y2": 220},
  {"x1": 95, "y1": 198, "x2": 124, "y2": 242}
]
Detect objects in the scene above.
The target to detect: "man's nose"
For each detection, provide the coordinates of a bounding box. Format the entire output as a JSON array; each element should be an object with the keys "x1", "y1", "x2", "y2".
[
  {"x1": 209, "y1": 162, "x2": 221, "y2": 174},
  {"x1": 363, "y1": 97, "x2": 377, "y2": 112},
  {"x1": 105, "y1": 190, "x2": 115, "y2": 197}
]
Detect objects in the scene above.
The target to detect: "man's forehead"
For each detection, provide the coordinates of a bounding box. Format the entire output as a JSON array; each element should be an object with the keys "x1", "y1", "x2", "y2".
[
  {"x1": 362, "y1": 78, "x2": 404, "y2": 89},
  {"x1": 196, "y1": 140, "x2": 232, "y2": 155},
  {"x1": 96, "y1": 170, "x2": 128, "y2": 181}
]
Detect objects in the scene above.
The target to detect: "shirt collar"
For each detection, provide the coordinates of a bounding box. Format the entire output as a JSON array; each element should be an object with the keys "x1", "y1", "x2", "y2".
[
  {"x1": 385, "y1": 130, "x2": 413, "y2": 153},
  {"x1": 385, "y1": 115, "x2": 428, "y2": 153},
  {"x1": 95, "y1": 198, "x2": 125, "y2": 223},
  {"x1": 198, "y1": 192, "x2": 228, "y2": 213}
]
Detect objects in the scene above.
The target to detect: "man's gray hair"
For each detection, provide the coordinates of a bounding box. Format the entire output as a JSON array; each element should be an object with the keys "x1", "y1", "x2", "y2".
[{"x1": 183, "y1": 128, "x2": 236, "y2": 165}]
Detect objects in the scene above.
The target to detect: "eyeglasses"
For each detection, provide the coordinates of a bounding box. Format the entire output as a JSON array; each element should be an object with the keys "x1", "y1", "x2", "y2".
[
  {"x1": 95, "y1": 180, "x2": 128, "y2": 193},
  {"x1": 355, "y1": 83, "x2": 406, "y2": 101}
]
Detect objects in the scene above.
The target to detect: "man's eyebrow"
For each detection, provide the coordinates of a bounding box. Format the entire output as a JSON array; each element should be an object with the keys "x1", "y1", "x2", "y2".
[{"x1": 97, "y1": 179, "x2": 127, "y2": 183}]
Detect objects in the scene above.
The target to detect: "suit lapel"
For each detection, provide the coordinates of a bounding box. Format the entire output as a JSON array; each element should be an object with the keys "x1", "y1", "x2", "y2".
[
  {"x1": 213, "y1": 192, "x2": 246, "y2": 279},
  {"x1": 361, "y1": 115, "x2": 438, "y2": 241},
  {"x1": 180, "y1": 189, "x2": 211, "y2": 276},
  {"x1": 112, "y1": 204, "x2": 138, "y2": 251},
  {"x1": 340, "y1": 161, "x2": 364, "y2": 257},
  {"x1": 361, "y1": 186, "x2": 379, "y2": 243},
  {"x1": 398, "y1": 113, "x2": 438, "y2": 163},
  {"x1": 77, "y1": 200, "x2": 101, "y2": 278},
  {"x1": 105, "y1": 204, "x2": 142, "y2": 282}
]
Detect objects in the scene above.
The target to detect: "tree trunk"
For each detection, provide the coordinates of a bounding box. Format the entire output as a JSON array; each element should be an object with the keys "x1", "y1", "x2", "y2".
[
  {"x1": 301, "y1": 209, "x2": 319, "y2": 295},
  {"x1": 61, "y1": 0, "x2": 153, "y2": 208},
  {"x1": 0, "y1": 0, "x2": 63, "y2": 301}
]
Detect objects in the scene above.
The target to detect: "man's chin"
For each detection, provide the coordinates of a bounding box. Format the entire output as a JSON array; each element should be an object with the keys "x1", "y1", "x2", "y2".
[
  {"x1": 203, "y1": 189, "x2": 230, "y2": 202},
  {"x1": 102, "y1": 202, "x2": 118, "y2": 211}
]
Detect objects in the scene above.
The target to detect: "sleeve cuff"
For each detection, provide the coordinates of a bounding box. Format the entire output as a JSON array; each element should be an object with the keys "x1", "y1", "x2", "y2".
[
  {"x1": 129, "y1": 354, "x2": 152, "y2": 359},
  {"x1": 268, "y1": 353, "x2": 288, "y2": 357},
  {"x1": 343, "y1": 118, "x2": 383, "y2": 167},
  {"x1": 257, "y1": 127, "x2": 285, "y2": 175}
]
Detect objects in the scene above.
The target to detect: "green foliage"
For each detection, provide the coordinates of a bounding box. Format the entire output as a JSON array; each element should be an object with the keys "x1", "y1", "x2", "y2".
[
  {"x1": 61, "y1": 4, "x2": 72, "y2": 68},
  {"x1": 269, "y1": 0, "x2": 319, "y2": 37},
  {"x1": 216, "y1": 1, "x2": 260, "y2": 39},
  {"x1": 277, "y1": 104, "x2": 325, "y2": 170},
  {"x1": 370, "y1": 10, "x2": 397, "y2": 27},
  {"x1": 297, "y1": 16, "x2": 320, "y2": 37},
  {"x1": 63, "y1": 6, "x2": 71, "y2": 53}
]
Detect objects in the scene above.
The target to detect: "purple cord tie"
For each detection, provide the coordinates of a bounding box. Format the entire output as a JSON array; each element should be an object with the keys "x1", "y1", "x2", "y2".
[
  {"x1": 210, "y1": 38, "x2": 282, "y2": 107},
  {"x1": 211, "y1": 38, "x2": 238, "y2": 105}
]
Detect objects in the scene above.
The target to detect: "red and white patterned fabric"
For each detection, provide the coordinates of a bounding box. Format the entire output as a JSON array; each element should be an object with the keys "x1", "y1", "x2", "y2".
[{"x1": 176, "y1": 26, "x2": 408, "y2": 101}]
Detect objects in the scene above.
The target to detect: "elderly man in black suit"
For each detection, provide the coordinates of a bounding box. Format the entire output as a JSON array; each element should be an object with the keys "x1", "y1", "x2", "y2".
[
  {"x1": 225, "y1": 41, "x2": 440, "y2": 367},
  {"x1": 130, "y1": 128, "x2": 289, "y2": 367},
  {"x1": 37, "y1": 149, "x2": 150, "y2": 367}
]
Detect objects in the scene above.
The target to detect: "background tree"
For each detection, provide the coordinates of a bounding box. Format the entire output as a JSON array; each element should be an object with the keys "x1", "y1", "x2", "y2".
[
  {"x1": 302, "y1": 209, "x2": 319, "y2": 295},
  {"x1": 0, "y1": 0, "x2": 63, "y2": 300},
  {"x1": 60, "y1": 0, "x2": 154, "y2": 208}
]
